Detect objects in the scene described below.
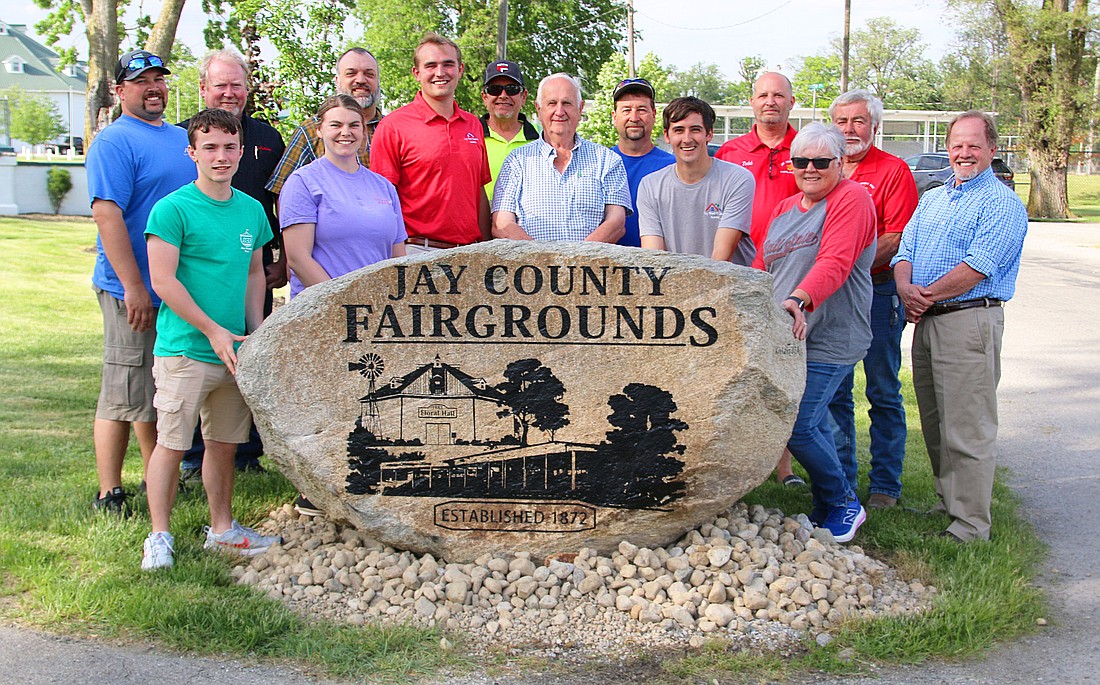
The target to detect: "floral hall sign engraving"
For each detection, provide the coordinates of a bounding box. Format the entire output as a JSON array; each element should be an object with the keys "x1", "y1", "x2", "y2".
[{"x1": 237, "y1": 242, "x2": 804, "y2": 562}]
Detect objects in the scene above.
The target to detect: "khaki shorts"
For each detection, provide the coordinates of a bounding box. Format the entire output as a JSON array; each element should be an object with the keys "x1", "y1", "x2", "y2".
[
  {"x1": 95, "y1": 287, "x2": 157, "y2": 423},
  {"x1": 152, "y1": 355, "x2": 252, "y2": 451}
]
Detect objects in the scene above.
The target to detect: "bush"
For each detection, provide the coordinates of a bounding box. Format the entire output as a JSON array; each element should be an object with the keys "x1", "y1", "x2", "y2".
[{"x1": 46, "y1": 167, "x2": 72, "y2": 215}]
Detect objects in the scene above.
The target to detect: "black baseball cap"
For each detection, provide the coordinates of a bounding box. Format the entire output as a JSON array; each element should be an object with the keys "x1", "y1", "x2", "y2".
[
  {"x1": 613, "y1": 77, "x2": 655, "y2": 102},
  {"x1": 115, "y1": 50, "x2": 170, "y2": 83},
  {"x1": 483, "y1": 60, "x2": 525, "y2": 87}
]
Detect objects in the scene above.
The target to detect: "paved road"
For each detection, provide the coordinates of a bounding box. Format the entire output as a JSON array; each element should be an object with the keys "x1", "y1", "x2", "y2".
[{"x1": 2, "y1": 223, "x2": 1097, "y2": 684}]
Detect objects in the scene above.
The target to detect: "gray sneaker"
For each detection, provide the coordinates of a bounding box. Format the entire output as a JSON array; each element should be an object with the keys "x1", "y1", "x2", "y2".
[
  {"x1": 142, "y1": 531, "x2": 175, "y2": 570},
  {"x1": 203, "y1": 520, "x2": 281, "y2": 557}
]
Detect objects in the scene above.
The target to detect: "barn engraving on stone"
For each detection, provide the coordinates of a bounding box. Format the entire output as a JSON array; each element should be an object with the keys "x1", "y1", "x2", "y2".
[{"x1": 237, "y1": 241, "x2": 805, "y2": 562}]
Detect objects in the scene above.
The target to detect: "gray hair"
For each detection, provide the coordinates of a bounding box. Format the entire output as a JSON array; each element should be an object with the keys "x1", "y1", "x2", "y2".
[
  {"x1": 828, "y1": 89, "x2": 883, "y2": 130},
  {"x1": 791, "y1": 122, "x2": 846, "y2": 159},
  {"x1": 199, "y1": 49, "x2": 250, "y2": 85},
  {"x1": 536, "y1": 73, "x2": 582, "y2": 107}
]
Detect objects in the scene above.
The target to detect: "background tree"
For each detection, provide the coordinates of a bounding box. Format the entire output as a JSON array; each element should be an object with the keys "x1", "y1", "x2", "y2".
[
  {"x1": 578, "y1": 51, "x2": 672, "y2": 147},
  {"x1": 33, "y1": 0, "x2": 188, "y2": 144},
  {"x1": 495, "y1": 359, "x2": 570, "y2": 446},
  {"x1": 355, "y1": 0, "x2": 626, "y2": 114},
  {"x1": 730, "y1": 55, "x2": 766, "y2": 105},
  {"x1": 991, "y1": 0, "x2": 1092, "y2": 219},
  {"x1": 3, "y1": 87, "x2": 65, "y2": 145},
  {"x1": 844, "y1": 17, "x2": 942, "y2": 107},
  {"x1": 666, "y1": 62, "x2": 735, "y2": 103},
  {"x1": 791, "y1": 54, "x2": 842, "y2": 110},
  {"x1": 164, "y1": 62, "x2": 204, "y2": 125},
  {"x1": 938, "y1": 3, "x2": 1021, "y2": 117},
  {"x1": 46, "y1": 167, "x2": 73, "y2": 214}
]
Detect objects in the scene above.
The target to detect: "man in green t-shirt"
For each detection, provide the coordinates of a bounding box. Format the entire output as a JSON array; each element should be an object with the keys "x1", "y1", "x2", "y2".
[{"x1": 140, "y1": 108, "x2": 279, "y2": 570}]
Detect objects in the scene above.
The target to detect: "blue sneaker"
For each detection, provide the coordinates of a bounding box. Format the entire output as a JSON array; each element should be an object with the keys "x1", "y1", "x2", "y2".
[{"x1": 821, "y1": 500, "x2": 866, "y2": 543}]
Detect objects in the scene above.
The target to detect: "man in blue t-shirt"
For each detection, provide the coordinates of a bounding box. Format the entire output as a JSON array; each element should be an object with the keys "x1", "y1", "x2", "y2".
[
  {"x1": 85, "y1": 49, "x2": 196, "y2": 514},
  {"x1": 610, "y1": 77, "x2": 674, "y2": 247}
]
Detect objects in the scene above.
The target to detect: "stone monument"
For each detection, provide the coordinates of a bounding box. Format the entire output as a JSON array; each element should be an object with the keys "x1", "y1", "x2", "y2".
[{"x1": 237, "y1": 241, "x2": 804, "y2": 562}]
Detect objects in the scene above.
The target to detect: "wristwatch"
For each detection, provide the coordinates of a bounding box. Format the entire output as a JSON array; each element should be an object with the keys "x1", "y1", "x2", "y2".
[{"x1": 785, "y1": 295, "x2": 806, "y2": 312}]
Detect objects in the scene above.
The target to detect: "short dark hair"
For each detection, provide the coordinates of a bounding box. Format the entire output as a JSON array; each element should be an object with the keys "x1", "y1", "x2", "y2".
[
  {"x1": 187, "y1": 108, "x2": 242, "y2": 147},
  {"x1": 662, "y1": 97, "x2": 716, "y2": 133},
  {"x1": 414, "y1": 32, "x2": 462, "y2": 68},
  {"x1": 316, "y1": 93, "x2": 364, "y2": 123},
  {"x1": 947, "y1": 110, "x2": 998, "y2": 148}
]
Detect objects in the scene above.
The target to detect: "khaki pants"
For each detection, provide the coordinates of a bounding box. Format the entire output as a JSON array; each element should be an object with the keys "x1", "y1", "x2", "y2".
[{"x1": 911, "y1": 306, "x2": 1004, "y2": 541}]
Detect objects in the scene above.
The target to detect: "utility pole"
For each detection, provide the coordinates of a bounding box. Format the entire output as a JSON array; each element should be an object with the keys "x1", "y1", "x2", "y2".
[
  {"x1": 627, "y1": 0, "x2": 636, "y2": 78},
  {"x1": 497, "y1": 0, "x2": 508, "y2": 60},
  {"x1": 841, "y1": 0, "x2": 851, "y2": 92}
]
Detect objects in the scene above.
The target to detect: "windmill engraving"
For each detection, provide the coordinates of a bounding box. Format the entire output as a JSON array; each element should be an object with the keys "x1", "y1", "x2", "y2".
[{"x1": 348, "y1": 353, "x2": 385, "y2": 435}]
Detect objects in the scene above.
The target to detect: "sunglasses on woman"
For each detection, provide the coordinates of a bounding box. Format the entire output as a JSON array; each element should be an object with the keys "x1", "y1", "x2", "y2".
[{"x1": 790, "y1": 157, "x2": 836, "y2": 170}]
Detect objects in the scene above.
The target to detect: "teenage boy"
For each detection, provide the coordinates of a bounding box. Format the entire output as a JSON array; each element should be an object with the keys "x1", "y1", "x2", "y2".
[
  {"x1": 141, "y1": 108, "x2": 280, "y2": 570},
  {"x1": 638, "y1": 97, "x2": 756, "y2": 266}
]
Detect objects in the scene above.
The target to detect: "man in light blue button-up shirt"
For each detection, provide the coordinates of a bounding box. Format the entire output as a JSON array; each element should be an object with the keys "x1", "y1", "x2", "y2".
[
  {"x1": 492, "y1": 73, "x2": 631, "y2": 242},
  {"x1": 892, "y1": 110, "x2": 1028, "y2": 543}
]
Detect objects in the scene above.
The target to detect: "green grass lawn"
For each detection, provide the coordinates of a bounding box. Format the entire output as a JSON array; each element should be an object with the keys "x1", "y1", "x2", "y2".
[
  {"x1": 1014, "y1": 174, "x2": 1100, "y2": 222},
  {"x1": 0, "y1": 216, "x2": 1046, "y2": 682}
]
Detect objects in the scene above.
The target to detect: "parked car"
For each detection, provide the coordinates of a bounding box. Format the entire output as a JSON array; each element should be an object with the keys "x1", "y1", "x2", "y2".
[
  {"x1": 905, "y1": 153, "x2": 1015, "y2": 195},
  {"x1": 47, "y1": 136, "x2": 84, "y2": 155}
]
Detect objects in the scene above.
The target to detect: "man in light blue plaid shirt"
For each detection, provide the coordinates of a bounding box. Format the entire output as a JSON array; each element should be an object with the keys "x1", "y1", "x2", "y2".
[
  {"x1": 891, "y1": 110, "x2": 1028, "y2": 543},
  {"x1": 492, "y1": 73, "x2": 631, "y2": 242}
]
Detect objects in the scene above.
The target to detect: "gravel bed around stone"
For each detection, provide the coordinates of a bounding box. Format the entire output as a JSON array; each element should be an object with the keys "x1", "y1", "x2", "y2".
[{"x1": 232, "y1": 502, "x2": 935, "y2": 660}]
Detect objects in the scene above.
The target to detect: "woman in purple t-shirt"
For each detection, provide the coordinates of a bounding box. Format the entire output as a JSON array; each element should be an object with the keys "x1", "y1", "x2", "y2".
[{"x1": 280, "y1": 94, "x2": 407, "y2": 299}]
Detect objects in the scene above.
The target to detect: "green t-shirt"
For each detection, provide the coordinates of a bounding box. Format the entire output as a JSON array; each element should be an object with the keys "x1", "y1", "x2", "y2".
[{"x1": 145, "y1": 183, "x2": 272, "y2": 364}]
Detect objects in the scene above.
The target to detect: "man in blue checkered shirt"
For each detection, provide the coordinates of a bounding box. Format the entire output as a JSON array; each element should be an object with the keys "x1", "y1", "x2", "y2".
[
  {"x1": 491, "y1": 73, "x2": 631, "y2": 242},
  {"x1": 891, "y1": 110, "x2": 1028, "y2": 543}
]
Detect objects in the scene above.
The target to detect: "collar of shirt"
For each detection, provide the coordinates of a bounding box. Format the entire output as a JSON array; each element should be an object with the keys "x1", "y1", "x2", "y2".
[
  {"x1": 411, "y1": 91, "x2": 467, "y2": 123},
  {"x1": 947, "y1": 165, "x2": 997, "y2": 194},
  {"x1": 747, "y1": 124, "x2": 796, "y2": 152},
  {"x1": 536, "y1": 133, "x2": 581, "y2": 159}
]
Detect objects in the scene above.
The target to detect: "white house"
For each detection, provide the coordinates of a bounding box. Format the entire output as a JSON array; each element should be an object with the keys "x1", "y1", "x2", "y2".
[{"x1": 0, "y1": 20, "x2": 87, "y2": 151}]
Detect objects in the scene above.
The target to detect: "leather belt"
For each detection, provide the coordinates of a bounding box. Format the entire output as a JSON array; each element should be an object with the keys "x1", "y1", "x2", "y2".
[
  {"x1": 871, "y1": 271, "x2": 893, "y2": 285},
  {"x1": 405, "y1": 236, "x2": 460, "y2": 250},
  {"x1": 924, "y1": 297, "x2": 1002, "y2": 317}
]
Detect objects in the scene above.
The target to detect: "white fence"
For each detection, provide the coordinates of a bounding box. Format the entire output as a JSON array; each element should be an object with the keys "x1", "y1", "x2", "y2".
[{"x1": 0, "y1": 157, "x2": 90, "y2": 216}]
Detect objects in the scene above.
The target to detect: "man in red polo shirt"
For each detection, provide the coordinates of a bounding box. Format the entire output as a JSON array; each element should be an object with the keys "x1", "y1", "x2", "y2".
[
  {"x1": 370, "y1": 33, "x2": 491, "y2": 252},
  {"x1": 828, "y1": 89, "x2": 919, "y2": 510},
  {"x1": 716, "y1": 71, "x2": 802, "y2": 488},
  {"x1": 715, "y1": 71, "x2": 799, "y2": 253}
]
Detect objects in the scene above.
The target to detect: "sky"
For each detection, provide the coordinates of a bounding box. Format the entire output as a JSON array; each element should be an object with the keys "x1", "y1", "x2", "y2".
[{"x1": 10, "y1": 0, "x2": 955, "y2": 78}]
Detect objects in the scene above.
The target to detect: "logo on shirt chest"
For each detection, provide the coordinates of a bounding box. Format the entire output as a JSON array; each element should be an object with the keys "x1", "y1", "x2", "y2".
[
  {"x1": 464, "y1": 132, "x2": 480, "y2": 145},
  {"x1": 704, "y1": 202, "x2": 722, "y2": 219},
  {"x1": 858, "y1": 180, "x2": 876, "y2": 194},
  {"x1": 740, "y1": 161, "x2": 753, "y2": 168},
  {"x1": 239, "y1": 229, "x2": 254, "y2": 252}
]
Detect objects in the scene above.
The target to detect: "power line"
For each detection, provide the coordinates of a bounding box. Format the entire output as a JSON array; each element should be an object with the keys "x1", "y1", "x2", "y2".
[{"x1": 634, "y1": 3, "x2": 794, "y2": 32}]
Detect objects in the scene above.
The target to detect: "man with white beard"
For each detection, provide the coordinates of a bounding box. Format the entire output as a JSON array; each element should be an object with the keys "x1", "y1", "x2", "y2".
[
  {"x1": 266, "y1": 48, "x2": 383, "y2": 195},
  {"x1": 827, "y1": 89, "x2": 918, "y2": 510}
]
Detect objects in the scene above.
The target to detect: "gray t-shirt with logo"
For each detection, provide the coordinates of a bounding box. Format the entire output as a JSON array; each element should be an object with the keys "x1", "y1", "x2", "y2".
[{"x1": 637, "y1": 159, "x2": 757, "y2": 266}]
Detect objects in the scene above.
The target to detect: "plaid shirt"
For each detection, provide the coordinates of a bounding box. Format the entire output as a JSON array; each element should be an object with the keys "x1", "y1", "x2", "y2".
[
  {"x1": 492, "y1": 134, "x2": 631, "y2": 241},
  {"x1": 893, "y1": 167, "x2": 1028, "y2": 302},
  {"x1": 265, "y1": 112, "x2": 380, "y2": 195}
]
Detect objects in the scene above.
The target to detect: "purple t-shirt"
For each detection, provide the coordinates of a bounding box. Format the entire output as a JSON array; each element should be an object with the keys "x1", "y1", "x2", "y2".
[{"x1": 279, "y1": 157, "x2": 407, "y2": 298}]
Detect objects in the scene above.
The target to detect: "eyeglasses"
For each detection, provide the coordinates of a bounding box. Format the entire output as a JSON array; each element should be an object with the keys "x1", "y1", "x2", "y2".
[
  {"x1": 123, "y1": 54, "x2": 165, "y2": 72},
  {"x1": 483, "y1": 83, "x2": 523, "y2": 96},
  {"x1": 767, "y1": 147, "x2": 781, "y2": 179},
  {"x1": 790, "y1": 157, "x2": 836, "y2": 170}
]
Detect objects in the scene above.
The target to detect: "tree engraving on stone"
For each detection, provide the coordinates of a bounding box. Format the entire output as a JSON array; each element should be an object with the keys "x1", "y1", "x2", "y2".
[{"x1": 344, "y1": 354, "x2": 686, "y2": 510}]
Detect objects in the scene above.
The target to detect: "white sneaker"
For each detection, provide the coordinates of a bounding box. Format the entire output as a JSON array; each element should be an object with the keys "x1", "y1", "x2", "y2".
[
  {"x1": 142, "y1": 531, "x2": 175, "y2": 570},
  {"x1": 203, "y1": 520, "x2": 281, "y2": 557}
]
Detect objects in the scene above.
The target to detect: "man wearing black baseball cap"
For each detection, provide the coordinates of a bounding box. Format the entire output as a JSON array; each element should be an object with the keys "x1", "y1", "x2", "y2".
[
  {"x1": 480, "y1": 60, "x2": 538, "y2": 201},
  {"x1": 610, "y1": 77, "x2": 673, "y2": 248},
  {"x1": 86, "y1": 48, "x2": 195, "y2": 514}
]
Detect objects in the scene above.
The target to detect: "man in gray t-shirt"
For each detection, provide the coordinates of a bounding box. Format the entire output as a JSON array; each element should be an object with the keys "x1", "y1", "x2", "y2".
[{"x1": 638, "y1": 97, "x2": 756, "y2": 266}]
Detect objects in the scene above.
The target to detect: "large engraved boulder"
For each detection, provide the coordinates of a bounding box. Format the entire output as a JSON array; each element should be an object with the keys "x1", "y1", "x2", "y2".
[{"x1": 237, "y1": 241, "x2": 804, "y2": 563}]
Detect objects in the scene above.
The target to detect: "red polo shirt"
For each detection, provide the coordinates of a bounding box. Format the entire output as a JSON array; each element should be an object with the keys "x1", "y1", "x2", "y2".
[
  {"x1": 715, "y1": 125, "x2": 799, "y2": 255},
  {"x1": 370, "y1": 92, "x2": 491, "y2": 245},
  {"x1": 845, "y1": 145, "x2": 919, "y2": 275}
]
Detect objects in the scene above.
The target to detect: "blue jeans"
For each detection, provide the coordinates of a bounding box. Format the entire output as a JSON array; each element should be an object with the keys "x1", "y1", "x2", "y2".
[
  {"x1": 788, "y1": 361, "x2": 858, "y2": 513},
  {"x1": 834, "y1": 280, "x2": 907, "y2": 499}
]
